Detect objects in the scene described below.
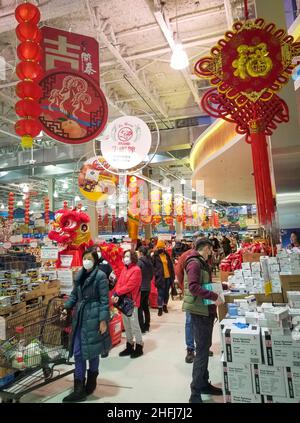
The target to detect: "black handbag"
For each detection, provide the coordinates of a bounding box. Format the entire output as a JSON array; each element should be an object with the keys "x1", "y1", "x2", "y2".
[
  {"x1": 115, "y1": 295, "x2": 135, "y2": 317},
  {"x1": 171, "y1": 285, "x2": 178, "y2": 298}
]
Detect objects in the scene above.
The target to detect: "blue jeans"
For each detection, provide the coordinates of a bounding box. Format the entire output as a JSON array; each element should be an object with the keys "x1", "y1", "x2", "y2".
[
  {"x1": 157, "y1": 278, "x2": 172, "y2": 308},
  {"x1": 74, "y1": 330, "x2": 99, "y2": 381},
  {"x1": 185, "y1": 312, "x2": 195, "y2": 351}
]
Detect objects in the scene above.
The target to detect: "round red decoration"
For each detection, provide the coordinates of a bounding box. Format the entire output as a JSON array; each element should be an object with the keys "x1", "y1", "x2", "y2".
[
  {"x1": 16, "y1": 61, "x2": 43, "y2": 81},
  {"x1": 17, "y1": 41, "x2": 42, "y2": 61},
  {"x1": 16, "y1": 80, "x2": 42, "y2": 100},
  {"x1": 39, "y1": 70, "x2": 108, "y2": 144},
  {"x1": 15, "y1": 118, "x2": 42, "y2": 138},
  {"x1": 15, "y1": 3, "x2": 41, "y2": 24},
  {"x1": 16, "y1": 99, "x2": 41, "y2": 118},
  {"x1": 16, "y1": 22, "x2": 41, "y2": 42}
]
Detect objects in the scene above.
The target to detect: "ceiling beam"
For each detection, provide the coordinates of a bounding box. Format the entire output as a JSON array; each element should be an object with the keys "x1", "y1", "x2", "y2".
[
  {"x1": 100, "y1": 30, "x2": 227, "y2": 67},
  {"x1": 84, "y1": 0, "x2": 171, "y2": 123}
]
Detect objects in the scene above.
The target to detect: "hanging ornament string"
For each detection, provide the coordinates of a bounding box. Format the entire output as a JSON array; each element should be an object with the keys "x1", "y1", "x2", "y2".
[{"x1": 244, "y1": 0, "x2": 249, "y2": 20}]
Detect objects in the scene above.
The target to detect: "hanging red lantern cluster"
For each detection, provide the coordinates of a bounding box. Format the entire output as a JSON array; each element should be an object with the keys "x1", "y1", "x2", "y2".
[
  {"x1": 8, "y1": 192, "x2": 15, "y2": 221},
  {"x1": 44, "y1": 197, "x2": 50, "y2": 225},
  {"x1": 15, "y1": 2, "x2": 43, "y2": 149},
  {"x1": 24, "y1": 195, "x2": 30, "y2": 225}
]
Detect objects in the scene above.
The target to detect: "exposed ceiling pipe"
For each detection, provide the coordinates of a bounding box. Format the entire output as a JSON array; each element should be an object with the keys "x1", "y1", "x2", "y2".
[
  {"x1": 223, "y1": 0, "x2": 234, "y2": 28},
  {"x1": 85, "y1": 0, "x2": 171, "y2": 123}
]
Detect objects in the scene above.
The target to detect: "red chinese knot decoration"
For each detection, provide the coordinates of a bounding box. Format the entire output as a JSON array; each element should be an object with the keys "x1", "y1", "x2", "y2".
[
  {"x1": 194, "y1": 16, "x2": 300, "y2": 226},
  {"x1": 24, "y1": 195, "x2": 30, "y2": 225},
  {"x1": 15, "y1": 2, "x2": 43, "y2": 149}
]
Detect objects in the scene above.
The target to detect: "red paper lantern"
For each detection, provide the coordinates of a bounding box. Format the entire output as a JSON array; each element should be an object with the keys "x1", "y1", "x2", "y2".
[
  {"x1": 15, "y1": 118, "x2": 42, "y2": 138},
  {"x1": 15, "y1": 3, "x2": 41, "y2": 24},
  {"x1": 16, "y1": 23, "x2": 41, "y2": 42},
  {"x1": 17, "y1": 41, "x2": 42, "y2": 61},
  {"x1": 16, "y1": 99, "x2": 41, "y2": 118},
  {"x1": 16, "y1": 61, "x2": 43, "y2": 80},
  {"x1": 16, "y1": 80, "x2": 42, "y2": 100}
]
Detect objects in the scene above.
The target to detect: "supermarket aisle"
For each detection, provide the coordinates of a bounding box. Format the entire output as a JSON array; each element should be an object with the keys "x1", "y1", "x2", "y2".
[{"x1": 23, "y1": 300, "x2": 223, "y2": 403}]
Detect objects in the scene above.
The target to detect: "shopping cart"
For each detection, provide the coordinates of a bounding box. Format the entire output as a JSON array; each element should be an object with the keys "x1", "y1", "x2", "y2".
[{"x1": 0, "y1": 296, "x2": 74, "y2": 403}]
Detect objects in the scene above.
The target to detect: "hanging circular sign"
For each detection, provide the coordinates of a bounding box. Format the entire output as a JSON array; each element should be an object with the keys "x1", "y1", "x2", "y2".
[
  {"x1": 78, "y1": 156, "x2": 118, "y2": 202},
  {"x1": 100, "y1": 116, "x2": 152, "y2": 170},
  {"x1": 39, "y1": 70, "x2": 108, "y2": 144}
]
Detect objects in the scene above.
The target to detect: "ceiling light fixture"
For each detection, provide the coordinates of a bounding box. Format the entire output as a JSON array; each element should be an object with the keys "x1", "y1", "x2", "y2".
[
  {"x1": 0, "y1": 204, "x2": 4, "y2": 210},
  {"x1": 170, "y1": 0, "x2": 189, "y2": 70},
  {"x1": 63, "y1": 181, "x2": 68, "y2": 189},
  {"x1": 74, "y1": 195, "x2": 80, "y2": 202},
  {"x1": 54, "y1": 191, "x2": 58, "y2": 198},
  {"x1": 180, "y1": 178, "x2": 186, "y2": 185},
  {"x1": 17, "y1": 200, "x2": 23, "y2": 206},
  {"x1": 212, "y1": 198, "x2": 217, "y2": 204},
  {"x1": 22, "y1": 184, "x2": 29, "y2": 193}
]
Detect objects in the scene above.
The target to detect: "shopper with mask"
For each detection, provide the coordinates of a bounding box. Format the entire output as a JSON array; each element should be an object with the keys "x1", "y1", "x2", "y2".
[
  {"x1": 183, "y1": 239, "x2": 224, "y2": 403},
  {"x1": 112, "y1": 250, "x2": 143, "y2": 358},
  {"x1": 61, "y1": 248, "x2": 111, "y2": 403},
  {"x1": 153, "y1": 239, "x2": 175, "y2": 316},
  {"x1": 137, "y1": 246, "x2": 154, "y2": 333},
  {"x1": 95, "y1": 246, "x2": 113, "y2": 279}
]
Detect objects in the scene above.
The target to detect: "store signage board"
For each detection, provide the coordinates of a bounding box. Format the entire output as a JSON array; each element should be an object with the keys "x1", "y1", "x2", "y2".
[
  {"x1": 101, "y1": 116, "x2": 152, "y2": 170},
  {"x1": 39, "y1": 27, "x2": 108, "y2": 145},
  {"x1": 41, "y1": 246, "x2": 59, "y2": 260},
  {"x1": 78, "y1": 156, "x2": 118, "y2": 202}
]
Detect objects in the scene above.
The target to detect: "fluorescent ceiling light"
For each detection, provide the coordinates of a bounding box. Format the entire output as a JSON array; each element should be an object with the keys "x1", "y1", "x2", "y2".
[
  {"x1": 0, "y1": 171, "x2": 8, "y2": 178},
  {"x1": 17, "y1": 200, "x2": 23, "y2": 206},
  {"x1": 212, "y1": 198, "x2": 217, "y2": 204},
  {"x1": 54, "y1": 191, "x2": 58, "y2": 198},
  {"x1": 170, "y1": 43, "x2": 189, "y2": 70},
  {"x1": 74, "y1": 195, "x2": 80, "y2": 202},
  {"x1": 180, "y1": 178, "x2": 186, "y2": 185}
]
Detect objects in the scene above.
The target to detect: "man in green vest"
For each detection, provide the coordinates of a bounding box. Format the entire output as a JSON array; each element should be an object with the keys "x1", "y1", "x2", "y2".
[{"x1": 183, "y1": 238, "x2": 224, "y2": 403}]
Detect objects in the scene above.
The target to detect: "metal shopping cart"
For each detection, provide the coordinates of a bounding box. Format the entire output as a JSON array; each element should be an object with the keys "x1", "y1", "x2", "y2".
[{"x1": 0, "y1": 296, "x2": 74, "y2": 403}]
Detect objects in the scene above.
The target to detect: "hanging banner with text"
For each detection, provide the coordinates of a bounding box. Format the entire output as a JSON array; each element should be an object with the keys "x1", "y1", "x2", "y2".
[{"x1": 39, "y1": 27, "x2": 108, "y2": 144}]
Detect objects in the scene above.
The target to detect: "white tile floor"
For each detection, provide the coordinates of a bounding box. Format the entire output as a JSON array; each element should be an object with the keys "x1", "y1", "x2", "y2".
[{"x1": 22, "y1": 299, "x2": 224, "y2": 403}]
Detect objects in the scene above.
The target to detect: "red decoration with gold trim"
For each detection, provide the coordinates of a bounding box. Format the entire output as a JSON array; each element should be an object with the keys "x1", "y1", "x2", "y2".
[
  {"x1": 194, "y1": 14, "x2": 300, "y2": 226},
  {"x1": 8, "y1": 192, "x2": 15, "y2": 221}
]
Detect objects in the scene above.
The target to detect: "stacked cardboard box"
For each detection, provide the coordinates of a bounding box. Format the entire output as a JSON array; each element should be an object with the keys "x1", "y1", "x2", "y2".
[{"x1": 220, "y1": 299, "x2": 300, "y2": 403}]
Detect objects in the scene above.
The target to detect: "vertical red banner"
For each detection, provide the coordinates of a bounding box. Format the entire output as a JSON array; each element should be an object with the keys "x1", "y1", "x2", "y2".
[{"x1": 39, "y1": 27, "x2": 108, "y2": 145}]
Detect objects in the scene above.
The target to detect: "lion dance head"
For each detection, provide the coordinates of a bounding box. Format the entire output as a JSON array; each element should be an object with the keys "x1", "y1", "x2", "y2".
[{"x1": 48, "y1": 207, "x2": 91, "y2": 248}]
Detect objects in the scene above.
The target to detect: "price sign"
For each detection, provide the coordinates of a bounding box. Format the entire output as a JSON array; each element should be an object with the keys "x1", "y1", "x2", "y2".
[{"x1": 41, "y1": 247, "x2": 59, "y2": 260}]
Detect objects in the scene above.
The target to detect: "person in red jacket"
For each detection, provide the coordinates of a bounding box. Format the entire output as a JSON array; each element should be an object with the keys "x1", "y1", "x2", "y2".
[{"x1": 112, "y1": 250, "x2": 143, "y2": 358}]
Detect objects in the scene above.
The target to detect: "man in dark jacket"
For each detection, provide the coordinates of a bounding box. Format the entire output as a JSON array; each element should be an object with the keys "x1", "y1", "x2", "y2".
[
  {"x1": 183, "y1": 238, "x2": 224, "y2": 404},
  {"x1": 152, "y1": 240, "x2": 175, "y2": 316},
  {"x1": 137, "y1": 246, "x2": 154, "y2": 333}
]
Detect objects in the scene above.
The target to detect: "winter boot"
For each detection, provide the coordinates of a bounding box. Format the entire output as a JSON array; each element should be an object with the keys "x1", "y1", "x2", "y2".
[
  {"x1": 158, "y1": 308, "x2": 163, "y2": 316},
  {"x1": 130, "y1": 344, "x2": 144, "y2": 358},
  {"x1": 119, "y1": 342, "x2": 134, "y2": 357},
  {"x1": 63, "y1": 379, "x2": 86, "y2": 403},
  {"x1": 185, "y1": 349, "x2": 195, "y2": 364},
  {"x1": 163, "y1": 305, "x2": 168, "y2": 313},
  {"x1": 85, "y1": 370, "x2": 98, "y2": 396}
]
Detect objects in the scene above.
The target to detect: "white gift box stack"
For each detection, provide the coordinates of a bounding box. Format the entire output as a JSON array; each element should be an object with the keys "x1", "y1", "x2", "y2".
[
  {"x1": 220, "y1": 298, "x2": 300, "y2": 403},
  {"x1": 226, "y1": 250, "x2": 300, "y2": 296}
]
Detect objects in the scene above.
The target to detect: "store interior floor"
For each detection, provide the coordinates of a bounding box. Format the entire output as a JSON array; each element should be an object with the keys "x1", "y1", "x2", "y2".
[{"x1": 22, "y1": 300, "x2": 223, "y2": 403}]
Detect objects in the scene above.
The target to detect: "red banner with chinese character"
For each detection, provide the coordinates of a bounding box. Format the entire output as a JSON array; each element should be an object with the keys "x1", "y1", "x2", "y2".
[{"x1": 39, "y1": 27, "x2": 107, "y2": 145}]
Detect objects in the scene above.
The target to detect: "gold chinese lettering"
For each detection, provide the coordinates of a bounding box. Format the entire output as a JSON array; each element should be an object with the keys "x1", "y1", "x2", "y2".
[{"x1": 232, "y1": 43, "x2": 273, "y2": 80}]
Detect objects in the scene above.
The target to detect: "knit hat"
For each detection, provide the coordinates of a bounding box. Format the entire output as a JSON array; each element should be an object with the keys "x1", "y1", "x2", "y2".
[{"x1": 156, "y1": 240, "x2": 166, "y2": 249}]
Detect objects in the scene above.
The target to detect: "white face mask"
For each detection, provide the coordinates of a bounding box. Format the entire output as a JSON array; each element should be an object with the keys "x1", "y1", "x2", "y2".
[
  {"x1": 97, "y1": 251, "x2": 102, "y2": 259},
  {"x1": 124, "y1": 256, "x2": 131, "y2": 266},
  {"x1": 83, "y1": 259, "x2": 94, "y2": 270}
]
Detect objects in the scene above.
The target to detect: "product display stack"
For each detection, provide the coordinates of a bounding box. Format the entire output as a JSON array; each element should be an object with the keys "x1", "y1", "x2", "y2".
[{"x1": 220, "y1": 293, "x2": 300, "y2": 403}]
